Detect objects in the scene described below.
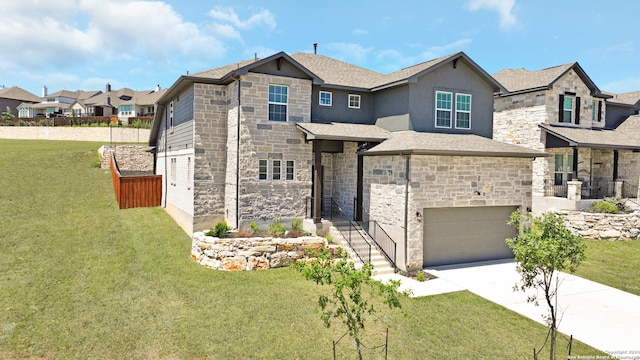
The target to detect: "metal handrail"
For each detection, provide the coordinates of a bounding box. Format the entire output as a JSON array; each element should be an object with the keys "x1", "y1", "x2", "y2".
[
  {"x1": 356, "y1": 201, "x2": 397, "y2": 271},
  {"x1": 622, "y1": 181, "x2": 640, "y2": 199},
  {"x1": 328, "y1": 198, "x2": 371, "y2": 264}
]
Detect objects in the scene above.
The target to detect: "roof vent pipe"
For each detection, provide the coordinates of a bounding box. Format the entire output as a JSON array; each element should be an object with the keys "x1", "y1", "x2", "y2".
[
  {"x1": 42, "y1": 85, "x2": 48, "y2": 97},
  {"x1": 313, "y1": 43, "x2": 317, "y2": 54}
]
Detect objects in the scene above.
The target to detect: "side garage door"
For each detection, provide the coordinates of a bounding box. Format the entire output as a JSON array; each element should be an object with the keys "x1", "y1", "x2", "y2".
[{"x1": 423, "y1": 206, "x2": 517, "y2": 267}]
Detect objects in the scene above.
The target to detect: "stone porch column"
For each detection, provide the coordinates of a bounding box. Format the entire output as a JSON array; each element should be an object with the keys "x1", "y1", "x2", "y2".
[
  {"x1": 567, "y1": 180, "x2": 582, "y2": 201},
  {"x1": 615, "y1": 180, "x2": 624, "y2": 198}
]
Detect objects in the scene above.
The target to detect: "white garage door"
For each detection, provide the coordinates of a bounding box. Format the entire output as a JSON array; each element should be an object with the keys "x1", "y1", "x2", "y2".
[{"x1": 423, "y1": 206, "x2": 517, "y2": 267}]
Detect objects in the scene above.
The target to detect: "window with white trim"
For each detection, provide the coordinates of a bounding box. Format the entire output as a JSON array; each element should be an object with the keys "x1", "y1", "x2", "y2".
[
  {"x1": 562, "y1": 96, "x2": 573, "y2": 123},
  {"x1": 319, "y1": 91, "x2": 332, "y2": 106},
  {"x1": 435, "y1": 91, "x2": 452, "y2": 127},
  {"x1": 170, "y1": 158, "x2": 176, "y2": 186},
  {"x1": 268, "y1": 84, "x2": 288, "y2": 122},
  {"x1": 455, "y1": 93, "x2": 471, "y2": 129},
  {"x1": 272, "y1": 160, "x2": 282, "y2": 181},
  {"x1": 286, "y1": 160, "x2": 295, "y2": 181},
  {"x1": 348, "y1": 94, "x2": 361, "y2": 109},
  {"x1": 187, "y1": 157, "x2": 191, "y2": 190},
  {"x1": 258, "y1": 159, "x2": 268, "y2": 181}
]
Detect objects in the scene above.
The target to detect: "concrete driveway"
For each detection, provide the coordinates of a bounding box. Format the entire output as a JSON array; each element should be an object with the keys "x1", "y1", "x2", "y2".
[{"x1": 425, "y1": 260, "x2": 640, "y2": 359}]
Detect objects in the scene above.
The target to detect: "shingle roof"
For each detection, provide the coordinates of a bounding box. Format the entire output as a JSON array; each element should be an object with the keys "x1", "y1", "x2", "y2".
[
  {"x1": 0, "y1": 86, "x2": 40, "y2": 102},
  {"x1": 190, "y1": 59, "x2": 258, "y2": 80},
  {"x1": 539, "y1": 123, "x2": 640, "y2": 149},
  {"x1": 46, "y1": 90, "x2": 102, "y2": 101},
  {"x1": 493, "y1": 63, "x2": 575, "y2": 93},
  {"x1": 364, "y1": 131, "x2": 546, "y2": 157},
  {"x1": 290, "y1": 53, "x2": 385, "y2": 89},
  {"x1": 296, "y1": 122, "x2": 389, "y2": 142},
  {"x1": 607, "y1": 91, "x2": 640, "y2": 106}
]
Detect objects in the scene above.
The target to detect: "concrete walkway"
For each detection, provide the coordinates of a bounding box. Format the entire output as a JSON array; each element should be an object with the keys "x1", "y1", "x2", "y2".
[{"x1": 374, "y1": 260, "x2": 640, "y2": 358}]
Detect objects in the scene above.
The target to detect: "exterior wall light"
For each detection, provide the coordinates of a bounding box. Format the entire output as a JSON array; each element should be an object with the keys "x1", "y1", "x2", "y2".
[{"x1": 416, "y1": 211, "x2": 423, "y2": 222}]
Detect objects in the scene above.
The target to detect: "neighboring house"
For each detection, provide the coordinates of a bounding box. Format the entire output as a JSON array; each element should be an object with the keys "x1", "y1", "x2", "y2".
[
  {"x1": 19, "y1": 87, "x2": 102, "y2": 118},
  {"x1": 0, "y1": 86, "x2": 40, "y2": 117},
  {"x1": 493, "y1": 63, "x2": 640, "y2": 212},
  {"x1": 84, "y1": 84, "x2": 166, "y2": 122},
  {"x1": 149, "y1": 51, "x2": 543, "y2": 271}
]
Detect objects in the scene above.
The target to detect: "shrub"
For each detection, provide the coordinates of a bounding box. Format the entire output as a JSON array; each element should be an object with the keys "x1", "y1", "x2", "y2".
[
  {"x1": 603, "y1": 197, "x2": 629, "y2": 213},
  {"x1": 416, "y1": 271, "x2": 426, "y2": 282},
  {"x1": 291, "y1": 219, "x2": 302, "y2": 231},
  {"x1": 269, "y1": 217, "x2": 287, "y2": 238},
  {"x1": 325, "y1": 235, "x2": 333, "y2": 243},
  {"x1": 206, "y1": 221, "x2": 231, "y2": 238},
  {"x1": 592, "y1": 201, "x2": 619, "y2": 214},
  {"x1": 249, "y1": 221, "x2": 261, "y2": 234}
]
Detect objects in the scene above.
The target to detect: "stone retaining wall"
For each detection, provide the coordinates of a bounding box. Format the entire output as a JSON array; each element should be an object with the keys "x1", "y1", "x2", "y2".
[
  {"x1": 99, "y1": 145, "x2": 154, "y2": 171},
  {"x1": 557, "y1": 210, "x2": 640, "y2": 240},
  {"x1": 0, "y1": 126, "x2": 149, "y2": 143},
  {"x1": 191, "y1": 232, "x2": 328, "y2": 271}
]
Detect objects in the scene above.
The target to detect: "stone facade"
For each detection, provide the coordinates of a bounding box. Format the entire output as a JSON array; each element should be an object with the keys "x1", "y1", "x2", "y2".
[
  {"x1": 99, "y1": 145, "x2": 154, "y2": 171},
  {"x1": 193, "y1": 83, "x2": 228, "y2": 230},
  {"x1": 363, "y1": 154, "x2": 533, "y2": 271},
  {"x1": 229, "y1": 73, "x2": 313, "y2": 228},
  {"x1": 326, "y1": 142, "x2": 359, "y2": 218},
  {"x1": 191, "y1": 232, "x2": 328, "y2": 271},
  {"x1": 557, "y1": 210, "x2": 640, "y2": 240}
]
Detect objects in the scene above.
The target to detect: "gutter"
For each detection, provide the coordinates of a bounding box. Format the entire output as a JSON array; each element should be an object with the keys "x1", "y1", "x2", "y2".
[
  {"x1": 232, "y1": 75, "x2": 241, "y2": 228},
  {"x1": 403, "y1": 153, "x2": 410, "y2": 272}
]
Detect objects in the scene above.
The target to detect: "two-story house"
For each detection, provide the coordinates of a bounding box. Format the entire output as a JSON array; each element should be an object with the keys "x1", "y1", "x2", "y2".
[
  {"x1": 85, "y1": 84, "x2": 166, "y2": 122},
  {"x1": 18, "y1": 88, "x2": 102, "y2": 118},
  {"x1": 149, "y1": 51, "x2": 543, "y2": 271},
  {"x1": 0, "y1": 86, "x2": 40, "y2": 118},
  {"x1": 493, "y1": 63, "x2": 640, "y2": 212}
]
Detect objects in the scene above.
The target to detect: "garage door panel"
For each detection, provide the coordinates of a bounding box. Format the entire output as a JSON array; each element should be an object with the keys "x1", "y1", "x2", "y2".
[{"x1": 423, "y1": 206, "x2": 517, "y2": 267}]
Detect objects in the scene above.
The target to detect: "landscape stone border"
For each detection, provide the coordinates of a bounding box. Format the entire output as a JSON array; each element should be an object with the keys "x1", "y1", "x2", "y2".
[
  {"x1": 191, "y1": 232, "x2": 329, "y2": 271},
  {"x1": 557, "y1": 210, "x2": 640, "y2": 240}
]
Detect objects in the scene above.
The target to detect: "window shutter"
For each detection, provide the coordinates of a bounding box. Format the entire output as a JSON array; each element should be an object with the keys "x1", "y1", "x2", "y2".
[
  {"x1": 575, "y1": 97, "x2": 581, "y2": 124},
  {"x1": 598, "y1": 101, "x2": 603, "y2": 122},
  {"x1": 558, "y1": 94, "x2": 565, "y2": 122}
]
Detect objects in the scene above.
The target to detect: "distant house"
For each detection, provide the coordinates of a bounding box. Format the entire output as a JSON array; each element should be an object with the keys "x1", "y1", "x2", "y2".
[
  {"x1": 492, "y1": 63, "x2": 640, "y2": 212},
  {"x1": 149, "y1": 51, "x2": 543, "y2": 272},
  {"x1": 82, "y1": 84, "x2": 166, "y2": 122},
  {"x1": 19, "y1": 88, "x2": 102, "y2": 118},
  {"x1": 0, "y1": 86, "x2": 40, "y2": 117}
]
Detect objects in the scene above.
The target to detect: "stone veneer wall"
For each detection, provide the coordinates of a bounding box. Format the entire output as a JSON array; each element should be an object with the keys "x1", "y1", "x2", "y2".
[
  {"x1": 557, "y1": 210, "x2": 640, "y2": 240},
  {"x1": 191, "y1": 232, "x2": 328, "y2": 271},
  {"x1": 193, "y1": 83, "x2": 228, "y2": 231},
  {"x1": 229, "y1": 73, "x2": 313, "y2": 227},
  {"x1": 99, "y1": 145, "x2": 154, "y2": 171},
  {"x1": 547, "y1": 69, "x2": 606, "y2": 126},
  {"x1": 364, "y1": 154, "x2": 533, "y2": 271},
  {"x1": 330, "y1": 142, "x2": 359, "y2": 218}
]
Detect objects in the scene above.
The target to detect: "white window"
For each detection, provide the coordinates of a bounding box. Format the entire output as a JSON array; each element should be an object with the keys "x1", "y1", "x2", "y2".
[
  {"x1": 435, "y1": 91, "x2": 452, "y2": 127},
  {"x1": 554, "y1": 153, "x2": 574, "y2": 185},
  {"x1": 187, "y1": 157, "x2": 191, "y2": 190},
  {"x1": 268, "y1": 84, "x2": 288, "y2": 122},
  {"x1": 562, "y1": 96, "x2": 573, "y2": 123},
  {"x1": 319, "y1": 91, "x2": 332, "y2": 106},
  {"x1": 258, "y1": 159, "x2": 268, "y2": 181},
  {"x1": 286, "y1": 160, "x2": 295, "y2": 181},
  {"x1": 170, "y1": 158, "x2": 177, "y2": 186},
  {"x1": 272, "y1": 159, "x2": 282, "y2": 181},
  {"x1": 348, "y1": 94, "x2": 361, "y2": 109},
  {"x1": 455, "y1": 93, "x2": 471, "y2": 129}
]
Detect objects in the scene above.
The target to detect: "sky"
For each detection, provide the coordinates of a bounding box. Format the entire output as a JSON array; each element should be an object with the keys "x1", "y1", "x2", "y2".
[{"x1": 2, "y1": 0, "x2": 640, "y2": 97}]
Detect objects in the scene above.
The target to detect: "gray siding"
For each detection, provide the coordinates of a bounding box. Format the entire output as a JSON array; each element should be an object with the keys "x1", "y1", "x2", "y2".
[
  {"x1": 408, "y1": 59, "x2": 495, "y2": 138},
  {"x1": 251, "y1": 60, "x2": 312, "y2": 79},
  {"x1": 311, "y1": 87, "x2": 374, "y2": 124},
  {"x1": 606, "y1": 103, "x2": 637, "y2": 129},
  {"x1": 374, "y1": 86, "x2": 410, "y2": 119},
  {"x1": 166, "y1": 86, "x2": 194, "y2": 150}
]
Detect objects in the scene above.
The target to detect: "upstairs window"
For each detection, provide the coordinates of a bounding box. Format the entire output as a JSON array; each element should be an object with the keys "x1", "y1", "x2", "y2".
[
  {"x1": 348, "y1": 94, "x2": 361, "y2": 109},
  {"x1": 559, "y1": 94, "x2": 580, "y2": 124},
  {"x1": 268, "y1": 84, "x2": 288, "y2": 122},
  {"x1": 592, "y1": 100, "x2": 602, "y2": 122},
  {"x1": 455, "y1": 93, "x2": 472, "y2": 129},
  {"x1": 435, "y1": 91, "x2": 453, "y2": 127},
  {"x1": 319, "y1": 91, "x2": 332, "y2": 106}
]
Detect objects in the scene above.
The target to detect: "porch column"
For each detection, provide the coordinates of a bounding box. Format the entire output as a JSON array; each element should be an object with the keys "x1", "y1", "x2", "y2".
[
  {"x1": 313, "y1": 140, "x2": 323, "y2": 224},
  {"x1": 614, "y1": 180, "x2": 623, "y2": 198},
  {"x1": 567, "y1": 180, "x2": 582, "y2": 201}
]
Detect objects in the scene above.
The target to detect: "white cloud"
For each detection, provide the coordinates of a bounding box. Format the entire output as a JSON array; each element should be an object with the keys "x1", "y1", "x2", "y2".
[
  {"x1": 466, "y1": 0, "x2": 517, "y2": 30},
  {"x1": 209, "y1": 7, "x2": 276, "y2": 31},
  {"x1": 602, "y1": 77, "x2": 640, "y2": 94},
  {"x1": 326, "y1": 43, "x2": 374, "y2": 63},
  {"x1": 599, "y1": 41, "x2": 634, "y2": 60},
  {"x1": 353, "y1": 28, "x2": 368, "y2": 36},
  {"x1": 377, "y1": 39, "x2": 473, "y2": 71}
]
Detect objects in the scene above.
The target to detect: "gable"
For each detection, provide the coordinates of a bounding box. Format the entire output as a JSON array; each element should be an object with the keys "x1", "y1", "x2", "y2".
[{"x1": 249, "y1": 58, "x2": 315, "y2": 80}]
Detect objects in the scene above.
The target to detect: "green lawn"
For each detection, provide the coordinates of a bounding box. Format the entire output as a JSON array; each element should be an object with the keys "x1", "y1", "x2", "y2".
[
  {"x1": 0, "y1": 139, "x2": 603, "y2": 359},
  {"x1": 574, "y1": 239, "x2": 640, "y2": 296}
]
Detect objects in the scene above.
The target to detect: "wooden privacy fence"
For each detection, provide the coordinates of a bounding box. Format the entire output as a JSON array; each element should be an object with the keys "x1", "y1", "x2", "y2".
[{"x1": 110, "y1": 154, "x2": 162, "y2": 209}]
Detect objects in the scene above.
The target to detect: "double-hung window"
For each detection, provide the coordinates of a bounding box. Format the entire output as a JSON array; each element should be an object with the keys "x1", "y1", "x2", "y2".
[
  {"x1": 435, "y1": 91, "x2": 453, "y2": 127},
  {"x1": 286, "y1": 161, "x2": 295, "y2": 181},
  {"x1": 554, "y1": 153, "x2": 574, "y2": 185},
  {"x1": 562, "y1": 96, "x2": 573, "y2": 123},
  {"x1": 272, "y1": 160, "x2": 282, "y2": 181},
  {"x1": 268, "y1": 85, "x2": 288, "y2": 122},
  {"x1": 455, "y1": 94, "x2": 471, "y2": 129},
  {"x1": 258, "y1": 159, "x2": 268, "y2": 181},
  {"x1": 319, "y1": 91, "x2": 332, "y2": 106},
  {"x1": 348, "y1": 94, "x2": 361, "y2": 109}
]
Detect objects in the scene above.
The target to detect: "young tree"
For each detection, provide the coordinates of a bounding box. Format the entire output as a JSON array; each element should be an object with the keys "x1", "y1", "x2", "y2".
[
  {"x1": 1, "y1": 106, "x2": 15, "y2": 123},
  {"x1": 292, "y1": 248, "x2": 403, "y2": 360},
  {"x1": 506, "y1": 210, "x2": 586, "y2": 360}
]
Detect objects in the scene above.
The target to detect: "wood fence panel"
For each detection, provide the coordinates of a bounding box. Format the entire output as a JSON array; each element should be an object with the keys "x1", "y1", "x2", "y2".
[{"x1": 110, "y1": 155, "x2": 162, "y2": 209}]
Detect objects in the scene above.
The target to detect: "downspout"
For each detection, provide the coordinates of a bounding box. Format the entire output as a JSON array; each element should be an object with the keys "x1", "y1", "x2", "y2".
[
  {"x1": 163, "y1": 105, "x2": 168, "y2": 208},
  {"x1": 403, "y1": 154, "x2": 410, "y2": 271}
]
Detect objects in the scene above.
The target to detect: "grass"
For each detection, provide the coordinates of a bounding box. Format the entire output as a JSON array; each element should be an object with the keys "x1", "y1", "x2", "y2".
[
  {"x1": 0, "y1": 139, "x2": 604, "y2": 359},
  {"x1": 573, "y1": 239, "x2": 640, "y2": 296}
]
